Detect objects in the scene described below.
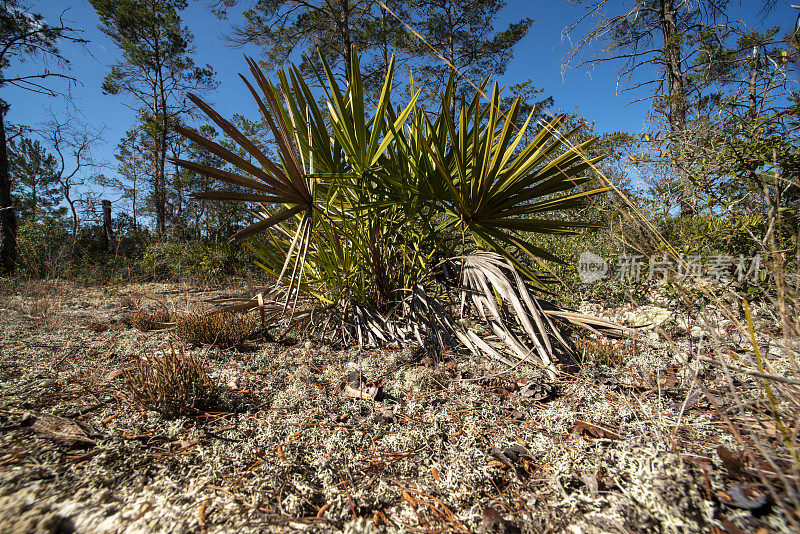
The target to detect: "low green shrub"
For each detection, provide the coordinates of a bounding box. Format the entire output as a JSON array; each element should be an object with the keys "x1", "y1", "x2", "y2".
[
  {"x1": 11, "y1": 218, "x2": 259, "y2": 285},
  {"x1": 657, "y1": 213, "x2": 764, "y2": 257},
  {"x1": 16, "y1": 219, "x2": 70, "y2": 279}
]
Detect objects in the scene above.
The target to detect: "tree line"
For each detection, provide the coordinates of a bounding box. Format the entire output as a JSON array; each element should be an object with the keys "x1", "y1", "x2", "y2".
[{"x1": 0, "y1": 0, "x2": 798, "y2": 277}]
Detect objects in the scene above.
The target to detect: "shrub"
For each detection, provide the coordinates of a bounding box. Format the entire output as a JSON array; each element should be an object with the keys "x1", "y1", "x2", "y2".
[
  {"x1": 16, "y1": 219, "x2": 70, "y2": 278},
  {"x1": 124, "y1": 345, "x2": 218, "y2": 418},
  {"x1": 657, "y1": 213, "x2": 764, "y2": 257},
  {"x1": 174, "y1": 52, "x2": 617, "y2": 375},
  {"x1": 141, "y1": 240, "x2": 189, "y2": 280},
  {"x1": 175, "y1": 311, "x2": 259, "y2": 348},
  {"x1": 139, "y1": 239, "x2": 254, "y2": 284}
]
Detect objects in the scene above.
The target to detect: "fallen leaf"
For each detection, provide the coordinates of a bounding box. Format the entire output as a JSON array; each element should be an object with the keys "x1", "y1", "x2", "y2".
[
  {"x1": 373, "y1": 405, "x2": 395, "y2": 424},
  {"x1": 717, "y1": 515, "x2": 745, "y2": 534},
  {"x1": 402, "y1": 490, "x2": 417, "y2": 509},
  {"x1": 277, "y1": 444, "x2": 285, "y2": 460},
  {"x1": 503, "y1": 444, "x2": 530, "y2": 462},
  {"x1": 432, "y1": 467, "x2": 441, "y2": 482},
  {"x1": 479, "y1": 506, "x2": 520, "y2": 534},
  {"x1": 343, "y1": 371, "x2": 378, "y2": 400},
  {"x1": 673, "y1": 388, "x2": 703, "y2": 411},
  {"x1": 509, "y1": 410, "x2": 526, "y2": 421},
  {"x1": 168, "y1": 439, "x2": 198, "y2": 451},
  {"x1": 681, "y1": 454, "x2": 712, "y2": 472},
  {"x1": 576, "y1": 470, "x2": 599, "y2": 497},
  {"x1": 488, "y1": 446, "x2": 527, "y2": 481},
  {"x1": 519, "y1": 381, "x2": 554, "y2": 402},
  {"x1": 28, "y1": 413, "x2": 96, "y2": 447},
  {"x1": 488, "y1": 447, "x2": 515, "y2": 469},
  {"x1": 717, "y1": 446, "x2": 745, "y2": 479},
  {"x1": 346, "y1": 370, "x2": 366, "y2": 389},
  {"x1": 571, "y1": 420, "x2": 622, "y2": 440},
  {"x1": 721, "y1": 482, "x2": 769, "y2": 512}
]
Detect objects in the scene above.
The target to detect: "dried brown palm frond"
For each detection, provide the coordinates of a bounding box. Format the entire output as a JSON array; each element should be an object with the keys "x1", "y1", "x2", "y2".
[
  {"x1": 404, "y1": 284, "x2": 459, "y2": 352},
  {"x1": 459, "y1": 251, "x2": 568, "y2": 377},
  {"x1": 540, "y1": 304, "x2": 632, "y2": 338},
  {"x1": 458, "y1": 251, "x2": 632, "y2": 377}
]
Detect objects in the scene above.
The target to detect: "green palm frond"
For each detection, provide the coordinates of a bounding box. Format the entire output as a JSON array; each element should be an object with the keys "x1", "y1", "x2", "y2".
[{"x1": 411, "y1": 87, "x2": 610, "y2": 279}]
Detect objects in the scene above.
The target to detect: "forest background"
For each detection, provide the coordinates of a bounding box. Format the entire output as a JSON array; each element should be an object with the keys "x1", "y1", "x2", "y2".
[{"x1": 0, "y1": 0, "x2": 798, "y2": 295}]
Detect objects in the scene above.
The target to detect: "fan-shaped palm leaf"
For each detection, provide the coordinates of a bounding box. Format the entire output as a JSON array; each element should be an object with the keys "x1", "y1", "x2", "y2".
[{"x1": 413, "y1": 86, "x2": 610, "y2": 280}]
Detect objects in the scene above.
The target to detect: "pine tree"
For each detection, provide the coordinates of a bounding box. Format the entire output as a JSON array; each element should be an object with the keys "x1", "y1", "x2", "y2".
[
  {"x1": 0, "y1": 0, "x2": 85, "y2": 274},
  {"x1": 562, "y1": 0, "x2": 734, "y2": 216},
  {"x1": 224, "y1": 0, "x2": 412, "y2": 90},
  {"x1": 406, "y1": 0, "x2": 532, "y2": 109},
  {"x1": 8, "y1": 137, "x2": 64, "y2": 223},
  {"x1": 90, "y1": 0, "x2": 216, "y2": 236}
]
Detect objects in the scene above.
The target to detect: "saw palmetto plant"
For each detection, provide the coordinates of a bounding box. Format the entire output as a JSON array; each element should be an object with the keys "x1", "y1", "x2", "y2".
[{"x1": 174, "y1": 51, "x2": 626, "y2": 376}]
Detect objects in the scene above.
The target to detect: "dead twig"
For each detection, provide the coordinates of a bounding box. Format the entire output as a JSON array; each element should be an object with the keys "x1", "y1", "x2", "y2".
[{"x1": 697, "y1": 355, "x2": 800, "y2": 387}]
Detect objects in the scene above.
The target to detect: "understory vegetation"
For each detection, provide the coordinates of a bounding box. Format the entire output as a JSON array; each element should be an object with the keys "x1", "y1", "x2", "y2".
[{"x1": 2, "y1": 0, "x2": 800, "y2": 532}]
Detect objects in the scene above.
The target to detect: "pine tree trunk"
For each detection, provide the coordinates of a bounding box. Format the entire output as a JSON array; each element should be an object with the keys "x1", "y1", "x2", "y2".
[
  {"x1": 748, "y1": 46, "x2": 759, "y2": 119},
  {"x1": 151, "y1": 0, "x2": 166, "y2": 237},
  {"x1": 0, "y1": 105, "x2": 18, "y2": 275},
  {"x1": 659, "y1": 0, "x2": 695, "y2": 216},
  {"x1": 158, "y1": 56, "x2": 169, "y2": 237},
  {"x1": 153, "y1": 90, "x2": 164, "y2": 236},
  {"x1": 102, "y1": 199, "x2": 113, "y2": 251},
  {"x1": 341, "y1": 0, "x2": 352, "y2": 80},
  {"x1": 157, "y1": 128, "x2": 167, "y2": 236}
]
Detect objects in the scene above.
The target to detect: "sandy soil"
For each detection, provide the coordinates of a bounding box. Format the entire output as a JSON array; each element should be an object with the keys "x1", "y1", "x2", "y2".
[{"x1": 0, "y1": 280, "x2": 795, "y2": 533}]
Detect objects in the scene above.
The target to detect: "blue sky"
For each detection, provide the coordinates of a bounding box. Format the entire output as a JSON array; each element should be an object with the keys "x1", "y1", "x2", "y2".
[{"x1": 5, "y1": 0, "x2": 798, "y2": 205}]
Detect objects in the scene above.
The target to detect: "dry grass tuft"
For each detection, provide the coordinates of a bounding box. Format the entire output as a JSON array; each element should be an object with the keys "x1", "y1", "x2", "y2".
[
  {"x1": 117, "y1": 294, "x2": 136, "y2": 310},
  {"x1": 575, "y1": 335, "x2": 638, "y2": 368},
  {"x1": 175, "y1": 311, "x2": 259, "y2": 348},
  {"x1": 129, "y1": 308, "x2": 172, "y2": 331},
  {"x1": 124, "y1": 345, "x2": 218, "y2": 417}
]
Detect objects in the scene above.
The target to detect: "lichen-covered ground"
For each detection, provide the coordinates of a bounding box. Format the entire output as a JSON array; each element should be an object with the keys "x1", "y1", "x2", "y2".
[{"x1": 0, "y1": 281, "x2": 796, "y2": 533}]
